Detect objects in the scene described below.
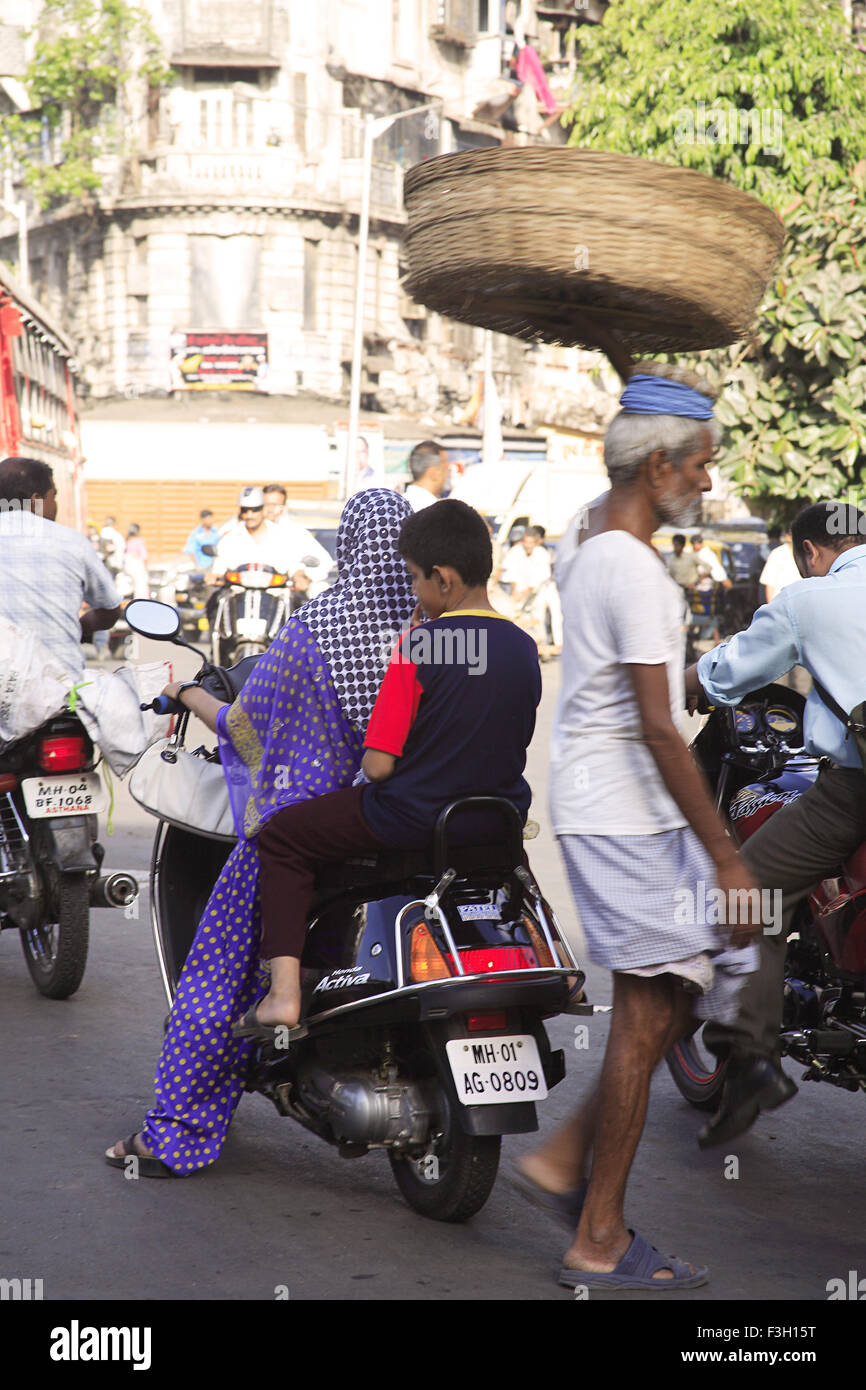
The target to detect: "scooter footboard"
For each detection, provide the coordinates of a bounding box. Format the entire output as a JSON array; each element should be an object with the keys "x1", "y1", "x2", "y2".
[{"x1": 421, "y1": 1012, "x2": 566, "y2": 1137}]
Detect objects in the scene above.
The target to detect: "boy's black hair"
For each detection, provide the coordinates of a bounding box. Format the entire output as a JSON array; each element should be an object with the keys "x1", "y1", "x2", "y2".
[
  {"x1": 791, "y1": 500, "x2": 866, "y2": 566},
  {"x1": 399, "y1": 499, "x2": 492, "y2": 586}
]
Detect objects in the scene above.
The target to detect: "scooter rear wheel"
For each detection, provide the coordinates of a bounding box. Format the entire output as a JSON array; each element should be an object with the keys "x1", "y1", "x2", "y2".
[
  {"x1": 389, "y1": 1092, "x2": 501, "y2": 1222},
  {"x1": 20, "y1": 870, "x2": 90, "y2": 999},
  {"x1": 665, "y1": 1024, "x2": 727, "y2": 1111}
]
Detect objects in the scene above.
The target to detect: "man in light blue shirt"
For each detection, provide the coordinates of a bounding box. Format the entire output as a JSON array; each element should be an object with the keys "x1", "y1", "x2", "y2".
[
  {"x1": 687, "y1": 499, "x2": 866, "y2": 1145},
  {"x1": 183, "y1": 510, "x2": 220, "y2": 571}
]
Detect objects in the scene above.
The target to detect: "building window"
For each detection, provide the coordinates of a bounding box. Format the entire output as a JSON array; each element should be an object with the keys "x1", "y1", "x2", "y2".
[
  {"x1": 293, "y1": 73, "x2": 307, "y2": 155},
  {"x1": 190, "y1": 235, "x2": 261, "y2": 328},
  {"x1": 479, "y1": 0, "x2": 490, "y2": 31}
]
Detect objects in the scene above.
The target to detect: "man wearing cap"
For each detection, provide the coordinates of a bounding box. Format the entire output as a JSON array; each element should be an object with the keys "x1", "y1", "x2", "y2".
[
  {"x1": 209, "y1": 488, "x2": 294, "y2": 579},
  {"x1": 513, "y1": 362, "x2": 759, "y2": 1292}
]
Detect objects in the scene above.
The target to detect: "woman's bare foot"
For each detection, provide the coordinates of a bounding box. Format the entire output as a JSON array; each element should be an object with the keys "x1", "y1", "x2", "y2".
[
  {"x1": 107, "y1": 1132, "x2": 154, "y2": 1160},
  {"x1": 251, "y1": 989, "x2": 301, "y2": 1031}
]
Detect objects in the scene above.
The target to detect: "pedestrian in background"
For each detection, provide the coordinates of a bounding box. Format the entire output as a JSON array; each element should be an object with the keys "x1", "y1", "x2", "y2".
[
  {"x1": 125, "y1": 522, "x2": 149, "y2": 599},
  {"x1": 404, "y1": 440, "x2": 447, "y2": 511},
  {"x1": 184, "y1": 509, "x2": 220, "y2": 571}
]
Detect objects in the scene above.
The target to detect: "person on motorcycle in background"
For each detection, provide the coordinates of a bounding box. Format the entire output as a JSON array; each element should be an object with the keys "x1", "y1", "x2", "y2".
[
  {"x1": 204, "y1": 486, "x2": 315, "y2": 621},
  {"x1": 105, "y1": 489, "x2": 415, "y2": 1177},
  {"x1": 261, "y1": 483, "x2": 333, "y2": 581},
  {"x1": 685, "y1": 499, "x2": 866, "y2": 1146},
  {"x1": 183, "y1": 508, "x2": 220, "y2": 572},
  {"x1": 0, "y1": 456, "x2": 121, "y2": 679}
]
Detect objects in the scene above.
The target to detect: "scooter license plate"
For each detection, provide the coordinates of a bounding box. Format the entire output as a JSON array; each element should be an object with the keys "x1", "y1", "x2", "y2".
[
  {"x1": 446, "y1": 1035, "x2": 548, "y2": 1105},
  {"x1": 22, "y1": 772, "x2": 106, "y2": 819},
  {"x1": 235, "y1": 617, "x2": 267, "y2": 639}
]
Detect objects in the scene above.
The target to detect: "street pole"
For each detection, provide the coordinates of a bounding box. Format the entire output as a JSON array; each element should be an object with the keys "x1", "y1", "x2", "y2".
[
  {"x1": 344, "y1": 113, "x2": 375, "y2": 502},
  {"x1": 482, "y1": 328, "x2": 496, "y2": 467},
  {"x1": 344, "y1": 101, "x2": 442, "y2": 500}
]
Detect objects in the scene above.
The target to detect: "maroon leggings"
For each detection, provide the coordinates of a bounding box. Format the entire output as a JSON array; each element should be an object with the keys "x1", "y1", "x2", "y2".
[{"x1": 257, "y1": 785, "x2": 388, "y2": 960}]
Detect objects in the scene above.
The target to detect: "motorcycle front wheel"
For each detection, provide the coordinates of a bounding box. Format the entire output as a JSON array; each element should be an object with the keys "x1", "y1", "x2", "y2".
[
  {"x1": 389, "y1": 1090, "x2": 501, "y2": 1222},
  {"x1": 665, "y1": 1024, "x2": 727, "y2": 1111},
  {"x1": 20, "y1": 869, "x2": 90, "y2": 999}
]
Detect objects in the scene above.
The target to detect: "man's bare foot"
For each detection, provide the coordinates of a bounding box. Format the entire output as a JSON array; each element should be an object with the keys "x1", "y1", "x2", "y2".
[
  {"x1": 563, "y1": 1231, "x2": 699, "y2": 1280},
  {"x1": 517, "y1": 1151, "x2": 585, "y2": 1197}
]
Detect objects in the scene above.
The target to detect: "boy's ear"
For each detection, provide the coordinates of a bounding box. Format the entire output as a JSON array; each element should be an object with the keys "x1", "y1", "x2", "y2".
[{"x1": 433, "y1": 564, "x2": 460, "y2": 591}]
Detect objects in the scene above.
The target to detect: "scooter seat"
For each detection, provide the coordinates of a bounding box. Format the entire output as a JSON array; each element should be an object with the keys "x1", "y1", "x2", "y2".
[{"x1": 312, "y1": 842, "x2": 522, "y2": 907}]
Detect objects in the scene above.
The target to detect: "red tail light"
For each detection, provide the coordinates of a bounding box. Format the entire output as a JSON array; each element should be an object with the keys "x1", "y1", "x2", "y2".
[
  {"x1": 467, "y1": 1012, "x2": 508, "y2": 1031},
  {"x1": 459, "y1": 946, "x2": 536, "y2": 975},
  {"x1": 0, "y1": 772, "x2": 18, "y2": 791},
  {"x1": 38, "y1": 735, "x2": 87, "y2": 773}
]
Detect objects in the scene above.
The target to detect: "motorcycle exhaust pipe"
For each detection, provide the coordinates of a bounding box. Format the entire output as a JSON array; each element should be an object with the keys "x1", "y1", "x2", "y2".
[{"x1": 90, "y1": 872, "x2": 139, "y2": 909}]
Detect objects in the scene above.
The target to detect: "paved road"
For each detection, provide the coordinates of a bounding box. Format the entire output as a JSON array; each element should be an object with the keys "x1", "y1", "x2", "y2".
[{"x1": 1, "y1": 649, "x2": 864, "y2": 1303}]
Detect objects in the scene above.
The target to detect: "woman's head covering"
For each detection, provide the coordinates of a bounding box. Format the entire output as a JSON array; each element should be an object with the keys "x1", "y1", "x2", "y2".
[{"x1": 296, "y1": 487, "x2": 414, "y2": 727}]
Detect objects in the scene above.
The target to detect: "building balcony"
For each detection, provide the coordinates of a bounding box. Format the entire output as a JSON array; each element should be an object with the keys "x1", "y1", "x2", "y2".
[{"x1": 132, "y1": 146, "x2": 405, "y2": 216}]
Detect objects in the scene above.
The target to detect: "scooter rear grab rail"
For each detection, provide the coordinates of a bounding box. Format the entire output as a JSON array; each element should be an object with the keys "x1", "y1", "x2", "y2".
[{"x1": 433, "y1": 796, "x2": 524, "y2": 880}]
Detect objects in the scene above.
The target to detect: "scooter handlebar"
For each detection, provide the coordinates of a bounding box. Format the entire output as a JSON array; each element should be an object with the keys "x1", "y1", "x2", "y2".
[{"x1": 140, "y1": 694, "x2": 182, "y2": 715}]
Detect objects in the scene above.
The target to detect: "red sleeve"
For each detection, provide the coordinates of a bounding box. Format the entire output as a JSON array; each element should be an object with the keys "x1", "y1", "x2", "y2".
[{"x1": 365, "y1": 635, "x2": 423, "y2": 756}]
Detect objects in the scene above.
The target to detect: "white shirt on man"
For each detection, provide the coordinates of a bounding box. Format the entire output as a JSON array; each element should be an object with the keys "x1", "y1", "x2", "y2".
[
  {"x1": 404, "y1": 484, "x2": 438, "y2": 512},
  {"x1": 550, "y1": 529, "x2": 689, "y2": 835},
  {"x1": 501, "y1": 543, "x2": 552, "y2": 593},
  {"x1": 211, "y1": 521, "x2": 296, "y2": 579},
  {"x1": 759, "y1": 542, "x2": 800, "y2": 594}
]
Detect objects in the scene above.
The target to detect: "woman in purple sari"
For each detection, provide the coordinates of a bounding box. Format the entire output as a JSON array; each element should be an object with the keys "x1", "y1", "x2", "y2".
[{"x1": 106, "y1": 489, "x2": 413, "y2": 1176}]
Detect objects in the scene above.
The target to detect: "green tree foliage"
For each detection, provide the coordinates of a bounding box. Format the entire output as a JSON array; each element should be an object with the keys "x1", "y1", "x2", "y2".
[
  {"x1": 0, "y1": 0, "x2": 171, "y2": 209},
  {"x1": 565, "y1": 0, "x2": 866, "y2": 512}
]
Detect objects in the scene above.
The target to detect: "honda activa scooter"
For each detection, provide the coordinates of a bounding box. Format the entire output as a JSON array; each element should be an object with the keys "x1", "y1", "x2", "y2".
[{"x1": 126, "y1": 598, "x2": 583, "y2": 1221}]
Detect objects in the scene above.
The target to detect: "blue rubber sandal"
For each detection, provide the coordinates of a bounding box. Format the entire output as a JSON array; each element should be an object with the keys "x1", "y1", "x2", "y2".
[
  {"x1": 511, "y1": 1168, "x2": 588, "y2": 1229},
  {"x1": 559, "y1": 1231, "x2": 708, "y2": 1291}
]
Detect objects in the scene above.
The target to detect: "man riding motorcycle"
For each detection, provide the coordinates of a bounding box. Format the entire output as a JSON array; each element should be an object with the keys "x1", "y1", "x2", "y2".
[
  {"x1": 0, "y1": 456, "x2": 121, "y2": 678},
  {"x1": 204, "y1": 487, "x2": 316, "y2": 622},
  {"x1": 685, "y1": 499, "x2": 866, "y2": 1146}
]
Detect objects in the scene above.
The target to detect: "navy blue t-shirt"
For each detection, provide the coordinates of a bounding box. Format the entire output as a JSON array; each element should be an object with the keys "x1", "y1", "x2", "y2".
[{"x1": 361, "y1": 611, "x2": 541, "y2": 848}]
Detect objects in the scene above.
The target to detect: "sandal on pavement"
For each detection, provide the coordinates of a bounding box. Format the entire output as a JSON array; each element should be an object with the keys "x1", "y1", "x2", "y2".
[
  {"x1": 558, "y1": 1230, "x2": 708, "y2": 1291},
  {"x1": 511, "y1": 1168, "x2": 588, "y2": 1229},
  {"x1": 104, "y1": 1133, "x2": 174, "y2": 1179}
]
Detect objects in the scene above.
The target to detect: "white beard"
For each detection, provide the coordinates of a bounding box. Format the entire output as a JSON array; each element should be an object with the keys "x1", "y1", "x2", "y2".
[{"x1": 658, "y1": 490, "x2": 703, "y2": 527}]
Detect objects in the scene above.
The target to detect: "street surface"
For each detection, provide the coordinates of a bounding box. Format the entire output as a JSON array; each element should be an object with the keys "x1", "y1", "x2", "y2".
[{"x1": 1, "y1": 645, "x2": 864, "y2": 1302}]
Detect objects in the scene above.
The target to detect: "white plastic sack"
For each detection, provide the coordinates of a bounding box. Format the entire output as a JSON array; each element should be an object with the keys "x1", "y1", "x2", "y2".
[
  {"x1": 76, "y1": 661, "x2": 172, "y2": 777},
  {"x1": 0, "y1": 618, "x2": 72, "y2": 745}
]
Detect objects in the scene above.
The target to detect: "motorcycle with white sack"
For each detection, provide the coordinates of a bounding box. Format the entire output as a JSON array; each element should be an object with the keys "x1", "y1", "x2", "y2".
[
  {"x1": 126, "y1": 597, "x2": 584, "y2": 1222},
  {"x1": 0, "y1": 711, "x2": 138, "y2": 998}
]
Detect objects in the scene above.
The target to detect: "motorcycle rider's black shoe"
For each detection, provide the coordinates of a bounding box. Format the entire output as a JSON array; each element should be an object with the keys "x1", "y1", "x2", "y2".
[{"x1": 697, "y1": 1054, "x2": 797, "y2": 1149}]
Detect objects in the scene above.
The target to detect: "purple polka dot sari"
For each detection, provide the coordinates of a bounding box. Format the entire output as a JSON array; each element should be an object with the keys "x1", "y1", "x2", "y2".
[{"x1": 140, "y1": 490, "x2": 413, "y2": 1174}]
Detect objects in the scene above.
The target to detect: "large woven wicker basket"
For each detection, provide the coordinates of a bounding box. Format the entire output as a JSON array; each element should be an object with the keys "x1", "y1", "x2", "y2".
[{"x1": 402, "y1": 148, "x2": 785, "y2": 355}]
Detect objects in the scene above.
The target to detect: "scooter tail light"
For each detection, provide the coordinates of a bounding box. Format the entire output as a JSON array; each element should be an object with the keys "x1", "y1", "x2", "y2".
[
  {"x1": 409, "y1": 922, "x2": 454, "y2": 982},
  {"x1": 467, "y1": 1012, "x2": 508, "y2": 1031},
  {"x1": 269, "y1": 573, "x2": 288, "y2": 587},
  {"x1": 38, "y1": 735, "x2": 87, "y2": 773},
  {"x1": 459, "y1": 946, "x2": 537, "y2": 974}
]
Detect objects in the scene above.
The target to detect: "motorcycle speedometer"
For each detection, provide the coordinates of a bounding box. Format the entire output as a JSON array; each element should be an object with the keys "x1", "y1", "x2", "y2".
[
  {"x1": 734, "y1": 708, "x2": 756, "y2": 734},
  {"x1": 765, "y1": 706, "x2": 799, "y2": 735}
]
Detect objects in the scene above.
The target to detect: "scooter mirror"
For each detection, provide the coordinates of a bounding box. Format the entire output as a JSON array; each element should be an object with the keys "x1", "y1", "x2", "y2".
[{"x1": 124, "y1": 599, "x2": 182, "y2": 640}]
